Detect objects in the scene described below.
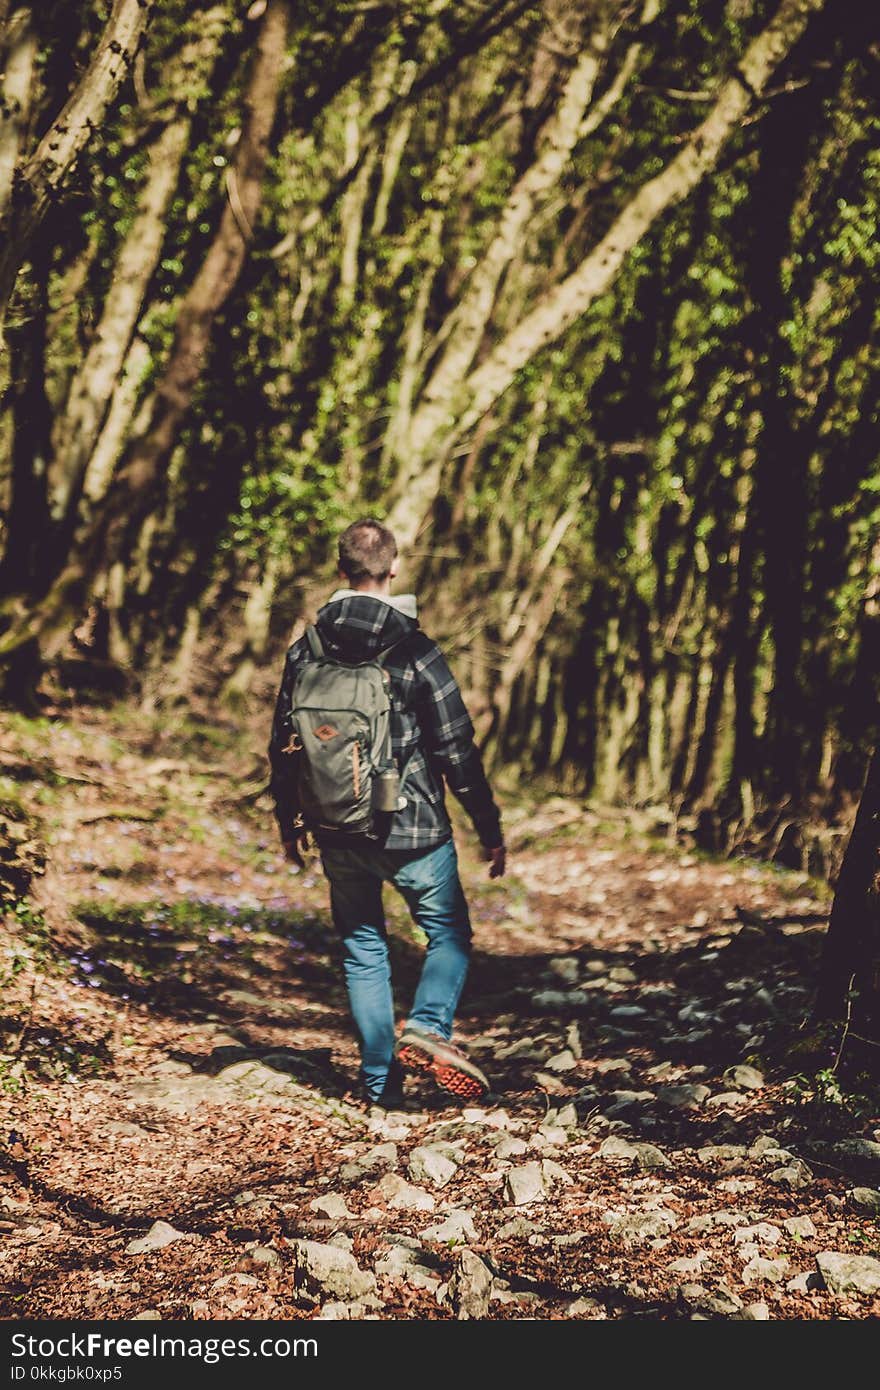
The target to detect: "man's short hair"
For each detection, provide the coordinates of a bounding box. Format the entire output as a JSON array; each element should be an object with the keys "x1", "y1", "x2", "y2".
[{"x1": 338, "y1": 518, "x2": 398, "y2": 584}]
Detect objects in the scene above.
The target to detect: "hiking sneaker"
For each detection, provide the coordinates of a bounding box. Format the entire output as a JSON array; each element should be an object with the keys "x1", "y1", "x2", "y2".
[{"x1": 396, "y1": 1026, "x2": 488, "y2": 1100}]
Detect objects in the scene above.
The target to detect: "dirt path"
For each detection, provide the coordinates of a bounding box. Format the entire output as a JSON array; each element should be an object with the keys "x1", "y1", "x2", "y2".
[{"x1": 0, "y1": 709, "x2": 878, "y2": 1320}]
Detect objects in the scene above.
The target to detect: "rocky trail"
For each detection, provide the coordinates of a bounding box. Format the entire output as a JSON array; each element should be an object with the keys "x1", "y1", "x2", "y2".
[{"x1": 1, "y1": 708, "x2": 879, "y2": 1321}]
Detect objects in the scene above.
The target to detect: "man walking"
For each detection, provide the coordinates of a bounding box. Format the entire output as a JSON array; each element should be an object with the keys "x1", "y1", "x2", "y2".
[{"x1": 268, "y1": 519, "x2": 505, "y2": 1108}]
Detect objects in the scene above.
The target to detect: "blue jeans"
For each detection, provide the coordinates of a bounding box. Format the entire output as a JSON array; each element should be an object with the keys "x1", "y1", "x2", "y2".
[{"x1": 320, "y1": 837, "x2": 472, "y2": 1100}]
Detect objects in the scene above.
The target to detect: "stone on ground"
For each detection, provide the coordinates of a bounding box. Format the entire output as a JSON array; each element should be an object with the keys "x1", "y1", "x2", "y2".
[
  {"x1": 421, "y1": 1210, "x2": 479, "y2": 1244},
  {"x1": 308, "y1": 1193, "x2": 353, "y2": 1220},
  {"x1": 374, "y1": 1173, "x2": 435, "y2": 1211},
  {"x1": 126, "y1": 1221, "x2": 188, "y2": 1256},
  {"x1": 740, "y1": 1255, "x2": 789, "y2": 1285},
  {"x1": 848, "y1": 1187, "x2": 880, "y2": 1215},
  {"x1": 815, "y1": 1252, "x2": 880, "y2": 1297},
  {"x1": 783, "y1": 1215, "x2": 816, "y2": 1238},
  {"x1": 604, "y1": 1208, "x2": 677, "y2": 1245},
  {"x1": 407, "y1": 1145, "x2": 458, "y2": 1188},
  {"x1": 290, "y1": 1239, "x2": 377, "y2": 1302},
  {"x1": 599, "y1": 1136, "x2": 671, "y2": 1171},
  {"x1": 448, "y1": 1249, "x2": 494, "y2": 1319},
  {"x1": 504, "y1": 1162, "x2": 547, "y2": 1205}
]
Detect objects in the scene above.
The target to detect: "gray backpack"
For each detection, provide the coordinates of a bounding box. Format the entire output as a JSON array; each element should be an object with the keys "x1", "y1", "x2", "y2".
[{"x1": 286, "y1": 625, "x2": 401, "y2": 835}]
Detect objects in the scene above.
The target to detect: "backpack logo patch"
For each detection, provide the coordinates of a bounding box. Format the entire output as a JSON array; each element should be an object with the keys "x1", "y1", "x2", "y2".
[{"x1": 313, "y1": 723, "x2": 340, "y2": 742}]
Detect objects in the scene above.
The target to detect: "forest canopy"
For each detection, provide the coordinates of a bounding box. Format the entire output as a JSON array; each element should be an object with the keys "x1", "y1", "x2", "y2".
[{"x1": 1, "y1": 0, "x2": 878, "y2": 864}]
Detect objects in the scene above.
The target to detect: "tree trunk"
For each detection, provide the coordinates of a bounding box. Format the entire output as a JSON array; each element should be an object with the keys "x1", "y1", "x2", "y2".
[
  {"x1": 4, "y1": 0, "x2": 290, "y2": 668},
  {"x1": 0, "y1": 7, "x2": 37, "y2": 218},
  {"x1": 50, "y1": 117, "x2": 192, "y2": 526},
  {"x1": 816, "y1": 748, "x2": 880, "y2": 1061},
  {"x1": 0, "y1": 0, "x2": 154, "y2": 341},
  {"x1": 50, "y1": 8, "x2": 230, "y2": 529}
]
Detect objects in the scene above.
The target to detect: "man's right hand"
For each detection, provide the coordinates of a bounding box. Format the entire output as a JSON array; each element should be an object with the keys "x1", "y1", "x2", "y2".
[
  {"x1": 485, "y1": 845, "x2": 506, "y2": 879},
  {"x1": 282, "y1": 835, "x2": 306, "y2": 868}
]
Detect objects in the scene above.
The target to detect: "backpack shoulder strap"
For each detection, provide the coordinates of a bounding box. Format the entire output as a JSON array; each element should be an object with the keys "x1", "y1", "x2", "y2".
[{"x1": 305, "y1": 625, "x2": 324, "y2": 660}]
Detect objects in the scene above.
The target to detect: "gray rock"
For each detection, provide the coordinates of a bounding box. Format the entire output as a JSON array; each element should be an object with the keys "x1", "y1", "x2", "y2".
[
  {"x1": 698, "y1": 1145, "x2": 748, "y2": 1168},
  {"x1": 496, "y1": 1216, "x2": 537, "y2": 1239},
  {"x1": 247, "y1": 1245, "x2": 282, "y2": 1268},
  {"x1": 767, "y1": 1159, "x2": 812, "y2": 1189},
  {"x1": 656, "y1": 1083, "x2": 710, "y2": 1111},
  {"x1": 495, "y1": 1136, "x2": 528, "y2": 1160},
  {"x1": 686, "y1": 1210, "x2": 750, "y2": 1233},
  {"x1": 815, "y1": 1251, "x2": 880, "y2": 1296},
  {"x1": 314, "y1": 1300, "x2": 380, "y2": 1320},
  {"x1": 829, "y1": 1139, "x2": 880, "y2": 1177},
  {"x1": 339, "y1": 1141, "x2": 398, "y2": 1180},
  {"x1": 374, "y1": 1173, "x2": 435, "y2": 1211},
  {"x1": 290, "y1": 1240, "x2": 377, "y2": 1302},
  {"x1": 598, "y1": 1136, "x2": 671, "y2": 1171},
  {"x1": 375, "y1": 1238, "x2": 441, "y2": 1290},
  {"x1": 733, "y1": 1222, "x2": 782, "y2": 1248},
  {"x1": 132, "y1": 1311, "x2": 162, "y2": 1321},
  {"x1": 541, "y1": 1158, "x2": 573, "y2": 1188},
  {"x1": 741, "y1": 1255, "x2": 789, "y2": 1285},
  {"x1": 595, "y1": 1058, "x2": 632, "y2": 1075},
  {"x1": 741, "y1": 1302, "x2": 770, "y2": 1320},
  {"x1": 566, "y1": 1297, "x2": 605, "y2": 1318},
  {"x1": 783, "y1": 1215, "x2": 816, "y2": 1238},
  {"x1": 605, "y1": 1090, "x2": 655, "y2": 1117},
  {"x1": 551, "y1": 1230, "x2": 589, "y2": 1247},
  {"x1": 544, "y1": 1049, "x2": 578, "y2": 1073},
  {"x1": 605, "y1": 1208, "x2": 678, "y2": 1245},
  {"x1": 705, "y1": 1092, "x2": 748, "y2": 1109},
  {"x1": 669, "y1": 1253, "x2": 711, "y2": 1276},
  {"x1": 786, "y1": 1271, "x2": 814, "y2": 1293},
  {"x1": 421, "y1": 1210, "x2": 479, "y2": 1244},
  {"x1": 408, "y1": 1145, "x2": 458, "y2": 1188},
  {"x1": 677, "y1": 1282, "x2": 743, "y2": 1318},
  {"x1": 848, "y1": 1187, "x2": 880, "y2": 1215},
  {"x1": 504, "y1": 1162, "x2": 546, "y2": 1206},
  {"x1": 536, "y1": 1117, "x2": 569, "y2": 1143},
  {"x1": 126, "y1": 1221, "x2": 187, "y2": 1256},
  {"x1": 609, "y1": 966, "x2": 638, "y2": 984},
  {"x1": 532, "y1": 989, "x2": 589, "y2": 1010},
  {"x1": 211, "y1": 1272, "x2": 262, "y2": 1292},
  {"x1": 749, "y1": 1133, "x2": 782, "y2": 1157},
  {"x1": 546, "y1": 956, "x2": 580, "y2": 983},
  {"x1": 308, "y1": 1194, "x2": 353, "y2": 1220},
  {"x1": 724, "y1": 1064, "x2": 765, "y2": 1091},
  {"x1": 448, "y1": 1249, "x2": 494, "y2": 1319},
  {"x1": 555, "y1": 1102, "x2": 579, "y2": 1129}
]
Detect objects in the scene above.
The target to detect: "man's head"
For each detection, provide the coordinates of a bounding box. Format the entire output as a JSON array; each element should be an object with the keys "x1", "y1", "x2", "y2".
[{"x1": 338, "y1": 518, "x2": 399, "y2": 591}]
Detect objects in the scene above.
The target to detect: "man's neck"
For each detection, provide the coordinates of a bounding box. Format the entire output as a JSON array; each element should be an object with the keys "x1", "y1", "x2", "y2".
[{"x1": 350, "y1": 581, "x2": 391, "y2": 597}]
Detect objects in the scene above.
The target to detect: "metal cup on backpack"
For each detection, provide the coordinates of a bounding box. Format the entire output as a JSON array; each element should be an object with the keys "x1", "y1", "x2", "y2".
[{"x1": 372, "y1": 764, "x2": 401, "y2": 814}]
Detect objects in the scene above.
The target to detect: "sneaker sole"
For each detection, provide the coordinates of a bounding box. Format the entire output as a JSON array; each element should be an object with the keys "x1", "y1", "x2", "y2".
[{"x1": 397, "y1": 1042, "x2": 487, "y2": 1100}]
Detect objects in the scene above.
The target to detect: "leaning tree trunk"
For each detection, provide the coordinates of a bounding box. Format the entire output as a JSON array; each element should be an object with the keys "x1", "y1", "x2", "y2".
[
  {"x1": 815, "y1": 747, "x2": 880, "y2": 1064},
  {"x1": 0, "y1": 0, "x2": 154, "y2": 342},
  {"x1": 0, "y1": 0, "x2": 290, "y2": 676}
]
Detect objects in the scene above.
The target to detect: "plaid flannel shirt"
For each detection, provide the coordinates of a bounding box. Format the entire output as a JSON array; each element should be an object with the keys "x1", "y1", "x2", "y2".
[{"x1": 268, "y1": 592, "x2": 502, "y2": 853}]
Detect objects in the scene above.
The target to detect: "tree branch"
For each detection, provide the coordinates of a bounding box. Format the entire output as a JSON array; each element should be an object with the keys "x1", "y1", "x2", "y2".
[{"x1": 387, "y1": 0, "x2": 829, "y2": 548}]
